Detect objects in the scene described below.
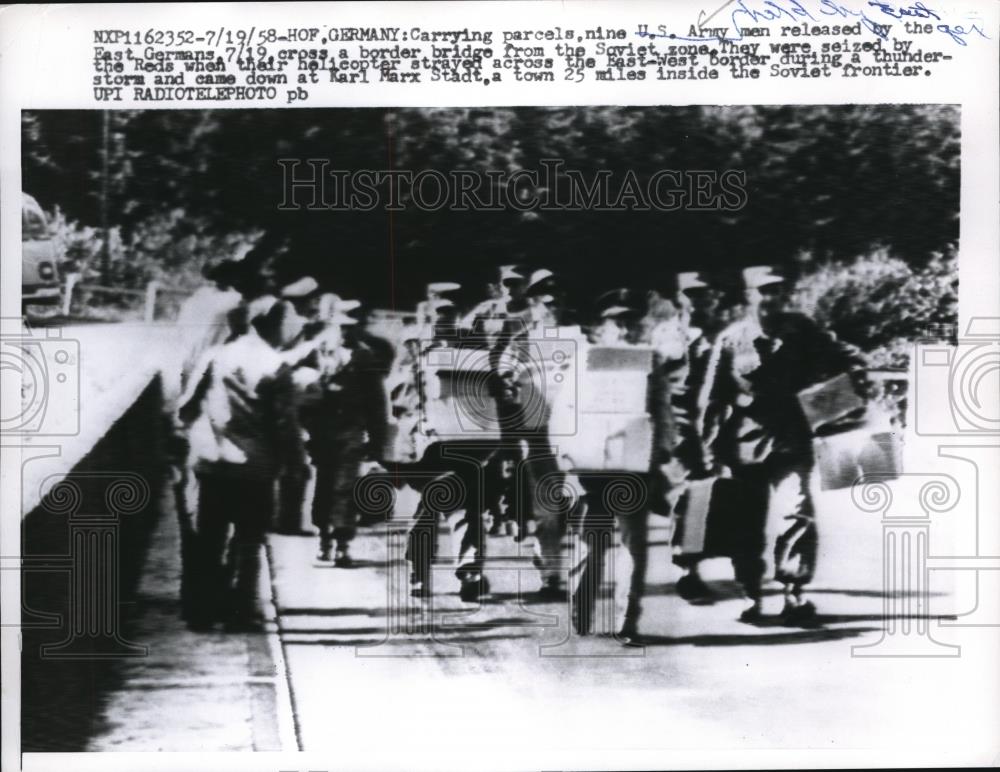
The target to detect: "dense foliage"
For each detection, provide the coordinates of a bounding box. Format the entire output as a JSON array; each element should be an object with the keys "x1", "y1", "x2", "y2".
[{"x1": 23, "y1": 105, "x2": 959, "y2": 354}]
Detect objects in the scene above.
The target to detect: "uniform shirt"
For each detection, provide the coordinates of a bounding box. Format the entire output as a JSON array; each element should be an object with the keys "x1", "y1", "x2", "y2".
[
  {"x1": 178, "y1": 328, "x2": 295, "y2": 477},
  {"x1": 171, "y1": 285, "x2": 242, "y2": 400},
  {"x1": 748, "y1": 312, "x2": 865, "y2": 437},
  {"x1": 637, "y1": 315, "x2": 694, "y2": 464},
  {"x1": 700, "y1": 312, "x2": 863, "y2": 465},
  {"x1": 462, "y1": 297, "x2": 509, "y2": 341},
  {"x1": 299, "y1": 336, "x2": 391, "y2": 461}
]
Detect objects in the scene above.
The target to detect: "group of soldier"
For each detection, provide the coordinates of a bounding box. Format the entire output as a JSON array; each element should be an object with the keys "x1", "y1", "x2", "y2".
[{"x1": 168, "y1": 245, "x2": 866, "y2": 640}]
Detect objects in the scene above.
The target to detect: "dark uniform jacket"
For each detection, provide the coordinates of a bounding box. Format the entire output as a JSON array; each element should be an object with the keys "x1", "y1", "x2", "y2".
[
  {"x1": 300, "y1": 339, "x2": 391, "y2": 462},
  {"x1": 703, "y1": 312, "x2": 864, "y2": 467}
]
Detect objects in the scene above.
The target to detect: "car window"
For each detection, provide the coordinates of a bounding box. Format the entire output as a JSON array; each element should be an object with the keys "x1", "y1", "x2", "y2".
[{"x1": 21, "y1": 197, "x2": 49, "y2": 240}]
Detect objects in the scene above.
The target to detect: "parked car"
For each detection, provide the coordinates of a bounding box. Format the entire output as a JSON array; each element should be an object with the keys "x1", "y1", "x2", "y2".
[{"x1": 22, "y1": 192, "x2": 62, "y2": 308}]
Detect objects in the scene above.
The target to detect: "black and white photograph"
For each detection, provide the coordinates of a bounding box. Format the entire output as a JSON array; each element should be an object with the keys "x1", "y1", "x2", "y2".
[{"x1": 2, "y1": 3, "x2": 999, "y2": 771}]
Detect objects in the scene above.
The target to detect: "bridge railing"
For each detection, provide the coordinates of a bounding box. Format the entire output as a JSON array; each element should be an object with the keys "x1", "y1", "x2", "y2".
[{"x1": 61, "y1": 275, "x2": 194, "y2": 322}]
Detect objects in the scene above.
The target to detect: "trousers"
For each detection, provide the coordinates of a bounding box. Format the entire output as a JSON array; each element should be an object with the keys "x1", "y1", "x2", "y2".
[
  {"x1": 729, "y1": 452, "x2": 818, "y2": 600},
  {"x1": 277, "y1": 430, "x2": 310, "y2": 532},
  {"x1": 189, "y1": 470, "x2": 274, "y2": 625},
  {"x1": 569, "y1": 474, "x2": 649, "y2": 635},
  {"x1": 405, "y1": 442, "x2": 494, "y2": 587},
  {"x1": 311, "y1": 431, "x2": 367, "y2": 551}
]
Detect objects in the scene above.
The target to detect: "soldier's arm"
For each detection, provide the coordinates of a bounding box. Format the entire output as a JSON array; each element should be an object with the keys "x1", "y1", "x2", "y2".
[
  {"x1": 262, "y1": 365, "x2": 300, "y2": 461},
  {"x1": 794, "y1": 314, "x2": 868, "y2": 386},
  {"x1": 176, "y1": 352, "x2": 214, "y2": 428},
  {"x1": 363, "y1": 364, "x2": 391, "y2": 459},
  {"x1": 696, "y1": 336, "x2": 736, "y2": 468},
  {"x1": 696, "y1": 335, "x2": 729, "y2": 434},
  {"x1": 489, "y1": 317, "x2": 515, "y2": 373}
]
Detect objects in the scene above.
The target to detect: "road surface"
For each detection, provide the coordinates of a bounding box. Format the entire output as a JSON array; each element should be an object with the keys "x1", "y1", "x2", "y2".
[{"x1": 266, "y1": 487, "x2": 999, "y2": 767}]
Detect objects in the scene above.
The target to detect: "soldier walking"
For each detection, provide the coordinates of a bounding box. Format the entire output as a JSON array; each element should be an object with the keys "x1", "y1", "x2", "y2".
[
  {"x1": 175, "y1": 300, "x2": 297, "y2": 632},
  {"x1": 491, "y1": 269, "x2": 570, "y2": 599},
  {"x1": 699, "y1": 266, "x2": 864, "y2": 623},
  {"x1": 298, "y1": 296, "x2": 391, "y2": 566},
  {"x1": 569, "y1": 290, "x2": 663, "y2": 642}
]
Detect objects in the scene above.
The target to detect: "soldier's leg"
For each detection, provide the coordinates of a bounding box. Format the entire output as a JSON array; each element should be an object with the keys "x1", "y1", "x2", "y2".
[
  {"x1": 172, "y1": 458, "x2": 197, "y2": 622},
  {"x1": 190, "y1": 472, "x2": 235, "y2": 629},
  {"x1": 456, "y1": 481, "x2": 490, "y2": 593},
  {"x1": 406, "y1": 500, "x2": 438, "y2": 596},
  {"x1": 730, "y1": 464, "x2": 770, "y2": 622},
  {"x1": 570, "y1": 476, "x2": 636, "y2": 638},
  {"x1": 456, "y1": 503, "x2": 490, "y2": 602},
  {"x1": 525, "y1": 437, "x2": 570, "y2": 595},
  {"x1": 671, "y1": 483, "x2": 713, "y2": 601},
  {"x1": 228, "y1": 477, "x2": 274, "y2": 630},
  {"x1": 772, "y1": 455, "x2": 819, "y2": 622},
  {"x1": 484, "y1": 452, "x2": 508, "y2": 536},
  {"x1": 276, "y1": 437, "x2": 311, "y2": 534},
  {"x1": 533, "y1": 504, "x2": 569, "y2": 596},
  {"x1": 570, "y1": 494, "x2": 603, "y2": 635},
  {"x1": 429, "y1": 445, "x2": 490, "y2": 600},
  {"x1": 618, "y1": 508, "x2": 649, "y2": 639},
  {"x1": 330, "y1": 440, "x2": 364, "y2": 567},
  {"x1": 311, "y1": 460, "x2": 335, "y2": 561}
]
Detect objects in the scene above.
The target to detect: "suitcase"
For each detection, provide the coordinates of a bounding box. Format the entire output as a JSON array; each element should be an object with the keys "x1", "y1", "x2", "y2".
[
  {"x1": 552, "y1": 344, "x2": 656, "y2": 472},
  {"x1": 674, "y1": 476, "x2": 747, "y2": 558},
  {"x1": 814, "y1": 427, "x2": 902, "y2": 491},
  {"x1": 797, "y1": 372, "x2": 866, "y2": 433}
]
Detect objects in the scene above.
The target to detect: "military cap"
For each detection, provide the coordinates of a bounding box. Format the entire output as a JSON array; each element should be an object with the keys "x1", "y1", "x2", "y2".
[
  {"x1": 427, "y1": 281, "x2": 462, "y2": 296},
  {"x1": 677, "y1": 271, "x2": 709, "y2": 292},
  {"x1": 317, "y1": 292, "x2": 361, "y2": 320},
  {"x1": 525, "y1": 268, "x2": 555, "y2": 294},
  {"x1": 498, "y1": 264, "x2": 525, "y2": 282},
  {"x1": 600, "y1": 305, "x2": 633, "y2": 318},
  {"x1": 595, "y1": 288, "x2": 635, "y2": 310},
  {"x1": 280, "y1": 276, "x2": 319, "y2": 299},
  {"x1": 741, "y1": 265, "x2": 784, "y2": 290}
]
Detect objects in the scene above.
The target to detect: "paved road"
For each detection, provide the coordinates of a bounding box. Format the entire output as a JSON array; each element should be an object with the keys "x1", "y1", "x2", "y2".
[{"x1": 267, "y1": 487, "x2": 999, "y2": 766}]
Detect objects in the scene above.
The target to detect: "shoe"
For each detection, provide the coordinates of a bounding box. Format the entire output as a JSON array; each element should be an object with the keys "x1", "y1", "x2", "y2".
[
  {"x1": 676, "y1": 573, "x2": 713, "y2": 601},
  {"x1": 317, "y1": 546, "x2": 333, "y2": 562},
  {"x1": 334, "y1": 551, "x2": 355, "y2": 568},
  {"x1": 459, "y1": 575, "x2": 490, "y2": 602},
  {"x1": 781, "y1": 600, "x2": 817, "y2": 625},
  {"x1": 537, "y1": 579, "x2": 568, "y2": 603},
  {"x1": 738, "y1": 605, "x2": 764, "y2": 624},
  {"x1": 454, "y1": 564, "x2": 476, "y2": 582},
  {"x1": 617, "y1": 625, "x2": 643, "y2": 646}
]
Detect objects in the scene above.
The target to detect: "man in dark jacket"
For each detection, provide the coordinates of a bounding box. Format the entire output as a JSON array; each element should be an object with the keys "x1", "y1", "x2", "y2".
[
  {"x1": 700, "y1": 266, "x2": 865, "y2": 624},
  {"x1": 299, "y1": 300, "x2": 391, "y2": 566}
]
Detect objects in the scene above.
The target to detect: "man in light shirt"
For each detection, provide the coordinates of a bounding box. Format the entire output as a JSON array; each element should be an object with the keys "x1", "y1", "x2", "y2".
[{"x1": 176, "y1": 302, "x2": 297, "y2": 631}]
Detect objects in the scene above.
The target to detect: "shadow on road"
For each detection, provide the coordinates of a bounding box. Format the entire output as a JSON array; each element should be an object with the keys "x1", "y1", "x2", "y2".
[{"x1": 635, "y1": 626, "x2": 880, "y2": 647}]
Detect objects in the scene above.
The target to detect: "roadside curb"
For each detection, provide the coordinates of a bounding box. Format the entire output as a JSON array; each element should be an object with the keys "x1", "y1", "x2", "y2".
[{"x1": 248, "y1": 539, "x2": 300, "y2": 752}]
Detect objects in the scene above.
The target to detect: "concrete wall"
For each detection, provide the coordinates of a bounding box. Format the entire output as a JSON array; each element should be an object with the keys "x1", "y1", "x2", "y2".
[{"x1": 20, "y1": 375, "x2": 169, "y2": 751}]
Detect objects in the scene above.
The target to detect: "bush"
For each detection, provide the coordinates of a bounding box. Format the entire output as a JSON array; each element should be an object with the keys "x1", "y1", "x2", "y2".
[
  {"x1": 790, "y1": 246, "x2": 958, "y2": 370},
  {"x1": 44, "y1": 206, "x2": 262, "y2": 318}
]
